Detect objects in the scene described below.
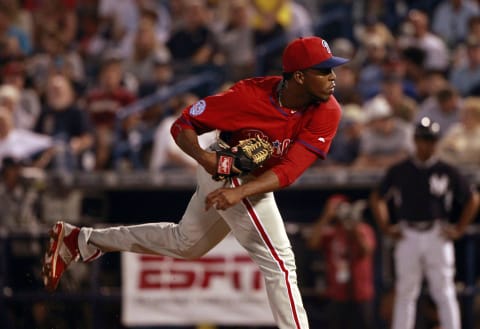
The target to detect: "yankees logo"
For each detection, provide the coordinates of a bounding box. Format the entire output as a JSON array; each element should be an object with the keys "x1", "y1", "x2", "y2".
[{"x1": 430, "y1": 174, "x2": 449, "y2": 197}]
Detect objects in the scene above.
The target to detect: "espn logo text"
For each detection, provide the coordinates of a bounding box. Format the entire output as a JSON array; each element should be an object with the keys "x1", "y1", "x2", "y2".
[{"x1": 138, "y1": 255, "x2": 264, "y2": 291}]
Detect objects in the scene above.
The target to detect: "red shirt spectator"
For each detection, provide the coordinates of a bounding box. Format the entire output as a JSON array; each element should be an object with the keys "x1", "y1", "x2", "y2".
[
  {"x1": 83, "y1": 55, "x2": 137, "y2": 169},
  {"x1": 85, "y1": 55, "x2": 136, "y2": 129},
  {"x1": 320, "y1": 222, "x2": 376, "y2": 301},
  {"x1": 85, "y1": 87, "x2": 135, "y2": 128}
]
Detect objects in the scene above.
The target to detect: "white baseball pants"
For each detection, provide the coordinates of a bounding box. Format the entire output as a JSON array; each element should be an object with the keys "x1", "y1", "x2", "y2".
[
  {"x1": 77, "y1": 167, "x2": 309, "y2": 329},
  {"x1": 392, "y1": 221, "x2": 460, "y2": 329}
]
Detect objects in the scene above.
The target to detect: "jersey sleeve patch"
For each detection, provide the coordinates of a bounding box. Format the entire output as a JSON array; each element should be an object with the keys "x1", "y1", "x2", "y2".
[{"x1": 189, "y1": 100, "x2": 206, "y2": 116}]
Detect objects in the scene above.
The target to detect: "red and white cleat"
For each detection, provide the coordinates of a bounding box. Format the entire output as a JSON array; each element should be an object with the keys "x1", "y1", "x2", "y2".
[{"x1": 42, "y1": 221, "x2": 80, "y2": 292}]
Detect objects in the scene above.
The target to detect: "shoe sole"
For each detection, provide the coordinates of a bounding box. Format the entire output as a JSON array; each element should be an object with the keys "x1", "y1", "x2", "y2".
[{"x1": 44, "y1": 222, "x2": 65, "y2": 292}]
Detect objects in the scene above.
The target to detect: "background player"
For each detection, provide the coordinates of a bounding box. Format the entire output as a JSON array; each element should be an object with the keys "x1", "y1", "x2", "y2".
[
  {"x1": 42, "y1": 36, "x2": 349, "y2": 329},
  {"x1": 370, "y1": 117, "x2": 480, "y2": 329}
]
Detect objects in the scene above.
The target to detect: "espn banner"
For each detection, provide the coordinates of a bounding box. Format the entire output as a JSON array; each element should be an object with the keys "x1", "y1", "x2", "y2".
[{"x1": 121, "y1": 233, "x2": 275, "y2": 326}]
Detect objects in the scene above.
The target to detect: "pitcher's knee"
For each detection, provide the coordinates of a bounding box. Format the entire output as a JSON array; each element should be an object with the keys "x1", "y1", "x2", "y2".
[
  {"x1": 179, "y1": 248, "x2": 207, "y2": 259},
  {"x1": 173, "y1": 241, "x2": 210, "y2": 259}
]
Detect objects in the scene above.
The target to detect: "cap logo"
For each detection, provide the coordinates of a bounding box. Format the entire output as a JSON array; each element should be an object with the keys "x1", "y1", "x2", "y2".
[{"x1": 322, "y1": 40, "x2": 332, "y2": 54}]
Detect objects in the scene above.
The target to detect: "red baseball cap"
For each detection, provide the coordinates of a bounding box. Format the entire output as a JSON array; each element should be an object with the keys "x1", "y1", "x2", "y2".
[{"x1": 282, "y1": 36, "x2": 349, "y2": 73}]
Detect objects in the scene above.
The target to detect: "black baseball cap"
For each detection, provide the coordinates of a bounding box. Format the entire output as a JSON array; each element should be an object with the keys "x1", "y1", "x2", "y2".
[{"x1": 414, "y1": 117, "x2": 441, "y2": 140}]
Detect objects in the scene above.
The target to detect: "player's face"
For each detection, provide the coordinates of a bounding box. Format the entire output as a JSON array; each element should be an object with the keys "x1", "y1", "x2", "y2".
[
  {"x1": 415, "y1": 138, "x2": 437, "y2": 161},
  {"x1": 301, "y1": 68, "x2": 336, "y2": 102}
]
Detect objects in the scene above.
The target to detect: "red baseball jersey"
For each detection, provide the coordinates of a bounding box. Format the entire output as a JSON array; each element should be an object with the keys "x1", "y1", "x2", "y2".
[{"x1": 171, "y1": 76, "x2": 342, "y2": 186}]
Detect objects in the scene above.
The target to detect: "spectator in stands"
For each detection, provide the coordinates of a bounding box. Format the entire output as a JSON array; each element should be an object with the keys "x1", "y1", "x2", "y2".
[
  {"x1": 359, "y1": 49, "x2": 419, "y2": 104},
  {"x1": 2, "y1": 0, "x2": 33, "y2": 46},
  {"x1": 450, "y1": 35, "x2": 480, "y2": 96},
  {"x1": 286, "y1": 1, "x2": 314, "y2": 40},
  {"x1": 251, "y1": 0, "x2": 292, "y2": 31},
  {"x1": 384, "y1": 50, "x2": 420, "y2": 99},
  {"x1": 379, "y1": 73, "x2": 418, "y2": 123},
  {"x1": 308, "y1": 194, "x2": 376, "y2": 329},
  {"x1": 0, "y1": 106, "x2": 53, "y2": 168},
  {"x1": 354, "y1": 15, "x2": 393, "y2": 70},
  {"x1": 124, "y1": 12, "x2": 171, "y2": 85},
  {"x1": 0, "y1": 156, "x2": 45, "y2": 329},
  {"x1": 353, "y1": 96, "x2": 414, "y2": 169},
  {"x1": 150, "y1": 93, "x2": 216, "y2": 172},
  {"x1": 293, "y1": 0, "x2": 321, "y2": 23},
  {"x1": 432, "y1": 0, "x2": 479, "y2": 49},
  {"x1": 356, "y1": 35, "x2": 389, "y2": 100},
  {"x1": 138, "y1": 54, "x2": 180, "y2": 140},
  {"x1": 97, "y1": 0, "x2": 138, "y2": 37},
  {"x1": 0, "y1": 2, "x2": 32, "y2": 56},
  {"x1": 415, "y1": 69, "x2": 449, "y2": 104},
  {"x1": 168, "y1": 0, "x2": 188, "y2": 33},
  {"x1": 137, "y1": 54, "x2": 175, "y2": 96},
  {"x1": 467, "y1": 15, "x2": 480, "y2": 42},
  {"x1": 138, "y1": 0, "x2": 172, "y2": 45},
  {"x1": 0, "y1": 59, "x2": 41, "y2": 131},
  {"x1": 0, "y1": 157, "x2": 41, "y2": 230},
  {"x1": 35, "y1": 74, "x2": 93, "y2": 172},
  {"x1": 355, "y1": 15, "x2": 395, "y2": 51},
  {"x1": 84, "y1": 54, "x2": 137, "y2": 170},
  {"x1": 437, "y1": 96, "x2": 480, "y2": 166},
  {"x1": 331, "y1": 38, "x2": 356, "y2": 65},
  {"x1": 0, "y1": 83, "x2": 39, "y2": 131},
  {"x1": 75, "y1": 1, "x2": 102, "y2": 60},
  {"x1": 332, "y1": 63, "x2": 362, "y2": 106},
  {"x1": 0, "y1": 154, "x2": 56, "y2": 329},
  {"x1": 136, "y1": 55, "x2": 176, "y2": 133},
  {"x1": 416, "y1": 85, "x2": 462, "y2": 137},
  {"x1": 329, "y1": 39, "x2": 362, "y2": 105},
  {"x1": 399, "y1": 9, "x2": 450, "y2": 73},
  {"x1": 250, "y1": 0, "x2": 289, "y2": 75},
  {"x1": 400, "y1": 46, "x2": 427, "y2": 93},
  {"x1": 216, "y1": 0, "x2": 256, "y2": 82},
  {"x1": 166, "y1": 0, "x2": 224, "y2": 75},
  {"x1": 112, "y1": 108, "x2": 150, "y2": 171},
  {"x1": 324, "y1": 104, "x2": 365, "y2": 167},
  {"x1": 29, "y1": 0, "x2": 77, "y2": 48},
  {"x1": 82, "y1": 9, "x2": 133, "y2": 76},
  {"x1": 28, "y1": 26, "x2": 85, "y2": 94}
]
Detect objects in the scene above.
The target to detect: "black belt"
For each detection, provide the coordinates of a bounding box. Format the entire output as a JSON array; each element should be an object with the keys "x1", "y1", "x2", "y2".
[{"x1": 405, "y1": 221, "x2": 435, "y2": 231}]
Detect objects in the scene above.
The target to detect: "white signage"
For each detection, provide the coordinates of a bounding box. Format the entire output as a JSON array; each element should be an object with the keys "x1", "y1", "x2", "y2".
[{"x1": 121, "y1": 233, "x2": 275, "y2": 326}]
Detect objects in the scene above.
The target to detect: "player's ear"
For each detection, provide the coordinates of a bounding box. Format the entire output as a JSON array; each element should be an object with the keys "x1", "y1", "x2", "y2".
[{"x1": 293, "y1": 71, "x2": 304, "y2": 84}]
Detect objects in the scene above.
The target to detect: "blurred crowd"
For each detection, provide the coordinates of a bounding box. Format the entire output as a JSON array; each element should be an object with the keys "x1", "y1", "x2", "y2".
[
  {"x1": 0, "y1": 0, "x2": 479, "y2": 176},
  {"x1": 2, "y1": 1, "x2": 480, "y2": 328}
]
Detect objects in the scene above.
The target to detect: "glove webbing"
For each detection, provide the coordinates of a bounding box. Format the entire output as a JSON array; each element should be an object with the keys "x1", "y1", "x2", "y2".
[{"x1": 238, "y1": 138, "x2": 273, "y2": 165}]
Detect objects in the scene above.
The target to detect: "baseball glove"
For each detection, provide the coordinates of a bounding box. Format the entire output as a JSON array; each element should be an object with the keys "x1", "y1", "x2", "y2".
[{"x1": 213, "y1": 136, "x2": 274, "y2": 181}]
